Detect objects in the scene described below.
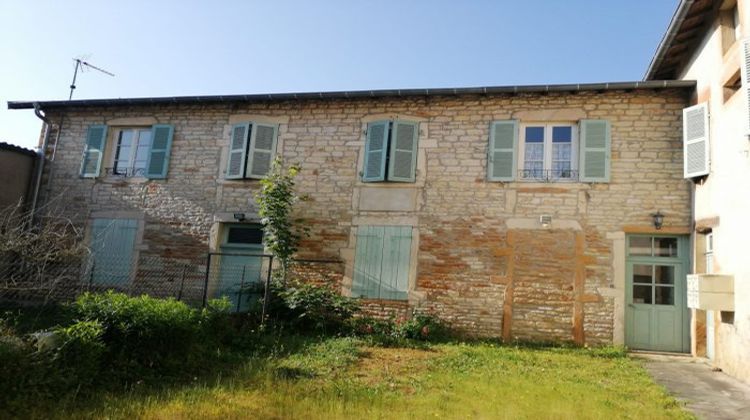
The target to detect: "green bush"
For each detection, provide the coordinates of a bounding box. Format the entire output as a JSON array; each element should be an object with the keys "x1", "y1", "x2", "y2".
[
  {"x1": 51, "y1": 320, "x2": 105, "y2": 389},
  {"x1": 269, "y1": 281, "x2": 359, "y2": 334},
  {"x1": 73, "y1": 291, "x2": 229, "y2": 381},
  {"x1": 351, "y1": 312, "x2": 451, "y2": 346}
]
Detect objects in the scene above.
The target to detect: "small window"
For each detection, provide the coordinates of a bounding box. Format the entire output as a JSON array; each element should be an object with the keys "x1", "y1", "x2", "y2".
[
  {"x1": 721, "y1": 2, "x2": 740, "y2": 54},
  {"x1": 225, "y1": 122, "x2": 279, "y2": 179},
  {"x1": 113, "y1": 129, "x2": 152, "y2": 176},
  {"x1": 519, "y1": 124, "x2": 578, "y2": 181},
  {"x1": 628, "y1": 236, "x2": 679, "y2": 258},
  {"x1": 362, "y1": 120, "x2": 419, "y2": 183},
  {"x1": 226, "y1": 226, "x2": 264, "y2": 246}
]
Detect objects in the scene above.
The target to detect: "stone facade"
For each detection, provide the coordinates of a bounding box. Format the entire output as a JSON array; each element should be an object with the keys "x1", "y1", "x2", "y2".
[{"x1": 35, "y1": 87, "x2": 691, "y2": 344}]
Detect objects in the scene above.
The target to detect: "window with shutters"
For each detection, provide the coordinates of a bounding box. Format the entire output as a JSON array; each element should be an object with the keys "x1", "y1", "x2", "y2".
[
  {"x1": 518, "y1": 124, "x2": 578, "y2": 181},
  {"x1": 81, "y1": 124, "x2": 174, "y2": 179},
  {"x1": 362, "y1": 120, "x2": 419, "y2": 183},
  {"x1": 225, "y1": 122, "x2": 278, "y2": 179},
  {"x1": 352, "y1": 225, "x2": 412, "y2": 300}
]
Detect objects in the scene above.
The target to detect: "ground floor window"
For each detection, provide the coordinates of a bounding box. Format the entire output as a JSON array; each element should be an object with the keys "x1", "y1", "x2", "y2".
[
  {"x1": 90, "y1": 218, "x2": 139, "y2": 286},
  {"x1": 215, "y1": 224, "x2": 265, "y2": 311},
  {"x1": 352, "y1": 225, "x2": 412, "y2": 300}
]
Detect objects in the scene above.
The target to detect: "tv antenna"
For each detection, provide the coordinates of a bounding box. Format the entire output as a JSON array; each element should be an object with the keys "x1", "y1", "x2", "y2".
[{"x1": 69, "y1": 57, "x2": 115, "y2": 100}]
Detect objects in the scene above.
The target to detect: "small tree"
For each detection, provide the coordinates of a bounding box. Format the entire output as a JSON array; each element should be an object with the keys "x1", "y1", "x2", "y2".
[{"x1": 255, "y1": 157, "x2": 304, "y2": 282}]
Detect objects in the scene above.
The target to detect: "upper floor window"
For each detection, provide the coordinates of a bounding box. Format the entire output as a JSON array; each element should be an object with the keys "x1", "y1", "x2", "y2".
[
  {"x1": 520, "y1": 124, "x2": 578, "y2": 181},
  {"x1": 225, "y1": 122, "x2": 279, "y2": 179},
  {"x1": 721, "y1": 1, "x2": 741, "y2": 54},
  {"x1": 80, "y1": 124, "x2": 174, "y2": 179},
  {"x1": 487, "y1": 119, "x2": 610, "y2": 183},
  {"x1": 362, "y1": 120, "x2": 419, "y2": 183}
]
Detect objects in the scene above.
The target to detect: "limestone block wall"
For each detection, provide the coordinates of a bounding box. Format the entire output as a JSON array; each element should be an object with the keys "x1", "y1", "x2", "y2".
[{"x1": 36, "y1": 88, "x2": 691, "y2": 344}]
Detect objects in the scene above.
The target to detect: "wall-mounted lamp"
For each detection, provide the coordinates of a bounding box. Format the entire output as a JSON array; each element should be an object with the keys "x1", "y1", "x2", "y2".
[
  {"x1": 651, "y1": 211, "x2": 664, "y2": 230},
  {"x1": 540, "y1": 215, "x2": 552, "y2": 228},
  {"x1": 233, "y1": 213, "x2": 246, "y2": 222}
]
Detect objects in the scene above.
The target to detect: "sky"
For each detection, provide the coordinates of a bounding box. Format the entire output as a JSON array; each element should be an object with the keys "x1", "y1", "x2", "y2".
[{"x1": 0, "y1": 0, "x2": 678, "y2": 149}]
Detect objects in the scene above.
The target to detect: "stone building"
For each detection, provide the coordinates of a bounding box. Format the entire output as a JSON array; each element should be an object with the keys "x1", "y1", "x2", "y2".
[
  {"x1": 8, "y1": 81, "x2": 695, "y2": 346},
  {"x1": 646, "y1": 0, "x2": 750, "y2": 383}
]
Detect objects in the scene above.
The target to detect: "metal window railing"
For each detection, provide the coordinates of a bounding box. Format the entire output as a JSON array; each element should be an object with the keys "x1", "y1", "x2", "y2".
[{"x1": 518, "y1": 169, "x2": 579, "y2": 182}]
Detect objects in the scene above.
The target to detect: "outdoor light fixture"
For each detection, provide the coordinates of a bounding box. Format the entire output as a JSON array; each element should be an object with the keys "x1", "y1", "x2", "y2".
[
  {"x1": 233, "y1": 213, "x2": 246, "y2": 222},
  {"x1": 540, "y1": 215, "x2": 552, "y2": 228},
  {"x1": 651, "y1": 211, "x2": 664, "y2": 230}
]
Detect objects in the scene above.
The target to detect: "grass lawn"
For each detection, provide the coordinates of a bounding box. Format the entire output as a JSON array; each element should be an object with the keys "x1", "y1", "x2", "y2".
[{"x1": 30, "y1": 337, "x2": 692, "y2": 420}]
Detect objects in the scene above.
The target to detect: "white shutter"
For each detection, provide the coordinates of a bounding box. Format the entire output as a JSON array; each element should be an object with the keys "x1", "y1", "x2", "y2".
[
  {"x1": 740, "y1": 38, "x2": 750, "y2": 134},
  {"x1": 682, "y1": 103, "x2": 710, "y2": 178}
]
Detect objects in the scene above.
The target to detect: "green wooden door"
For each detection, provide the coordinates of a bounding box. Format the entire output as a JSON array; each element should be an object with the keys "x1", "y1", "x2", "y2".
[
  {"x1": 216, "y1": 225, "x2": 264, "y2": 312},
  {"x1": 625, "y1": 235, "x2": 689, "y2": 352}
]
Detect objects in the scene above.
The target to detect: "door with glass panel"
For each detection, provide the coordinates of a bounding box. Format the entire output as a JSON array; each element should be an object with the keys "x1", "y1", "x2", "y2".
[{"x1": 625, "y1": 235, "x2": 689, "y2": 352}]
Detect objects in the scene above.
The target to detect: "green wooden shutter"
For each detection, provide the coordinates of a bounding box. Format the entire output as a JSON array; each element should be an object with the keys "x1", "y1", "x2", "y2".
[
  {"x1": 388, "y1": 121, "x2": 419, "y2": 182},
  {"x1": 363, "y1": 121, "x2": 389, "y2": 182},
  {"x1": 579, "y1": 120, "x2": 611, "y2": 182},
  {"x1": 380, "y1": 226, "x2": 412, "y2": 300},
  {"x1": 145, "y1": 124, "x2": 174, "y2": 179},
  {"x1": 226, "y1": 123, "x2": 250, "y2": 179},
  {"x1": 352, "y1": 226, "x2": 385, "y2": 298},
  {"x1": 246, "y1": 123, "x2": 278, "y2": 179},
  {"x1": 91, "y1": 218, "x2": 138, "y2": 286},
  {"x1": 80, "y1": 125, "x2": 108, "y2": 177},
  {"x1": 488, "y1": 120, "x2": 518, "y2": 181}
]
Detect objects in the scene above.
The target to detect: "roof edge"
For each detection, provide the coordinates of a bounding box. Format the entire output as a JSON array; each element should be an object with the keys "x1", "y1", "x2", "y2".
[
  {"x1": 8, "y1": 80, "x2": 696, "y2": 110},
  {"x1": 644, "y1": 0, "x2": 694, "y2": 80}
]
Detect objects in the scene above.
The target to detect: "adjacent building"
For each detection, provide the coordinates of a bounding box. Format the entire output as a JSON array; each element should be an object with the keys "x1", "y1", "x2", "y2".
[{"x1": 646, "y1": 0, "x2": 750, "y2": 383}]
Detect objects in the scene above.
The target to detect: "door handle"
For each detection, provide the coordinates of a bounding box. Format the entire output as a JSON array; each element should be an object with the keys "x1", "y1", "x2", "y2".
[{"x1": 628, "y1": 304, "x2": 635, "y2": 308}]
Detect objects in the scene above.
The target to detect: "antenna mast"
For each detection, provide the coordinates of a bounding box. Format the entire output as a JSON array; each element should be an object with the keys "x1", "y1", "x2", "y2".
[{"x1": 69, "y1": 58, "x2": 115, "y2": 100}]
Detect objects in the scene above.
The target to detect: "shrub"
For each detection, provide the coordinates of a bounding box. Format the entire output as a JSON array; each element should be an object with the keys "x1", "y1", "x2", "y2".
[
  {"x1": 73, "y1": 291, "x2": 226, "y2": 381},
  {"x1": 51, "y1": 320, "x2": 105, "y2": 389},
  {"x1": 351, "y1": 312, "x2": 451, "y2": 346},
  {"x1": 269, "y1": 281, "x2": 359, "y2": 334}
]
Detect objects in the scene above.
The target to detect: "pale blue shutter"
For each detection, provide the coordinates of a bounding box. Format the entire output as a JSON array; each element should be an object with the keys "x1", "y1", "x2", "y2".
[
  {"x1": 579, "y1": 120, "x2": 611, "y2": 182},
  {"x1": 246, "y1": 123, "x2": 278, "y2": 178},
  {"x1": 380, "y1": 226, "x2": 412, "y2": 300},
  {"x1": 226, "y1": 123, "x2": 250, "y2": 179},
  {"x1": 145, "y1": 124, "x2": 174, "y2": 179},
  {"x1": 352, "y1": 226, "x2": 385, "y2": 298},
  {"x1": 91, "y1": 219, "x2": 138, "y2": 286},
  {"x1": 363, "y1": 121, "x2": 389, "y2": 182},
  {"x1": 388, "y1": 121, "x2": 419, "y2": 182},
  {"x1": 682, "y1": 104, "x2": 710, "y2": 178},
  {"x1": 488, "y1": 121, "x2": 518, "y2": 181},
  {"x1": 80, "y1": 125, "x2": 108, "y2": 177}
]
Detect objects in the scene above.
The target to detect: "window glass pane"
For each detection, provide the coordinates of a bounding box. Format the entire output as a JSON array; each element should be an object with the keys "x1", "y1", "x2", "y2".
[
  {"x1": 523, "y1": 142, "x2": 544, "y2": 179},
  {"x1": 655, "y1": 286, "x2": 674, "y2": 305},
  {"x1": 552, "y1": 143, "x2": 572, "y2": 178},
  {"x1": 633, "y1": 285, "x2": 652, "y2": 304},
  {"x1": 552, "y1": 126, "x2": 572, "y2": 143},
  {"x1": 226, "y1": 226, "x2": 263, "y2": 245},
  {"x1": 133, "y1": 130, "x2": 153, "y2": 171},
  {"x1": 654, "y1": 265, "x2": 674, "y2": 285},
  {"x1": 114, "y1": 130, "x2": 134, "y2": 172},
  {"x1": 654, "y1": 237, "x2": 678, "y2": 257},
  {"x1": 632, "y1": 264, "x2": 653, "y2": 284},
  {"x1": 525, "y1": 127, "x2": 544, "y2": 143},
  {"x1": 629, "y1": 237, "x2": 652, "y2": 256}
]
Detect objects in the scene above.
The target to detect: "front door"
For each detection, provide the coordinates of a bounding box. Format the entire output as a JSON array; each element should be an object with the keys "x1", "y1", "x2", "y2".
[
  {"x1": 216, "y1": 224, "x2": 264, "y2": 312},
  {"x1": 625, "y1": 235, "x2": 689, "y2": 353}
]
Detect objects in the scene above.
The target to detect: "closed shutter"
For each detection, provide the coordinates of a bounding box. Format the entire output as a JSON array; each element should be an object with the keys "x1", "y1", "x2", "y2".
[
  {"x1": 380, "y1": 226, "x2": 412, "y2": 300},
  {"x1": 352, "y1": 226, "x2": 385, "y2": 298},
  {"x1": 488, "y1": 120, "x2": 518, "y2": 181},
  {"x1": 246, "y1": 123, "x2": 278, "y2": 178},
  {"x1": 388, "y1": 121, "x2": 419, "y2": 182},
  {"x1": 226, "y1": 123, "x2": 250, "y2": 179},
  {"x1": 579, "y1": 120, "x2": 611, "y2": 182},
  {"x1": 682, "y1": 103, "x2": 710, "y2": 178},
  {"x1": 363, "y1": 121, "x2": 389, "y2": 182},
  {"x1": 91, "y1": 219, "x2": 138, "y2": 286},
  {"x1": 740, "y1": 38, "x2": 750, "y2": 134},
  {"x1": 145, "y1": 124, "x2": 174, "y2": 179},
  {"x1": 80, "y1": 125, "x2": 108, "y2": 177}
]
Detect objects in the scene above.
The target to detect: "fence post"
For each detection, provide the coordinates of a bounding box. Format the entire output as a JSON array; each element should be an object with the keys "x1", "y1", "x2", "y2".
[
  {"x1": 202, "y1": 254, "x2": 212, "y2": 307},
  {"x1": 261, "y1": 256, "x2": 273, "y2": 325}
]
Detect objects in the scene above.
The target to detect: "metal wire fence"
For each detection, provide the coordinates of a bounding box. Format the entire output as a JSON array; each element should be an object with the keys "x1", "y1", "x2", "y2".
[{"x1": 0, "y1": 252, "x2": 345, "y2": 313}]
